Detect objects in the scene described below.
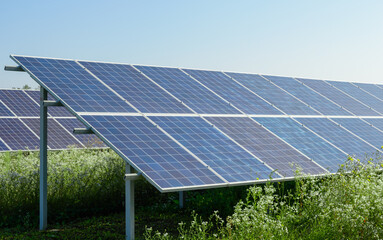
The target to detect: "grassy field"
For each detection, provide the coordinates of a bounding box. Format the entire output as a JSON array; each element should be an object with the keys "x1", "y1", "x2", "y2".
[{"x1": 1, "y1": 149, "x2": 383, "y2": 239}]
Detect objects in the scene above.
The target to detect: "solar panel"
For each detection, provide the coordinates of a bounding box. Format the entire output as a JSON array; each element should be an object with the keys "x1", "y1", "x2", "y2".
[
  {"x1": 225, "y1": 72, "x2": 319, "y2": 115},
  {"x1": 0, "y1": 139, "x2": 10, "y2": 151},
  {"x1": 150, "y1": 116, "x2": 274, "y2": 182},
  {"x1": 79, "y1": 61, "x2": 192, "y2": 114},
  {"x1": 255, "y1": 117, "x2": 347, "y2": 173},
  {"x1": 265, "y1": 76, "x2": 351, "y2": 116},
  {"x1": 135, "y1": 65, "x2": 241, "y2": 114},
  {"x1": 12, "y1": 56, "x2": 136, "y2": 113},
  {"x1": 22, "y1": 118, "x2": 82, "y2": 149},
  {"x1": 295, "y1": 118, "x2": 378, "y2": 160},
  {"x1": 24, "y1": 90, "x2": 73, "y2": 117},
  {"x1": 298, "y1": 78, "x2": 380, "y2": 116},
  {"x1": 56, "y1": 118, "x2": 106, "y2": 148},
  {"x1": 0, "y1": 90, "x2": 39, "y2": 116},
  {"x1": 183, "y1": 69, "x2": 282, "y2": 115},
  {"x1": 328, "y1": 81, "x2": 383, "y2": 115},
  {"x1": 0, "y1": 118, "x2": 39, "y2": 150},
  {"x1": 82, "y1": 115, "x2": 225, "y2": 190},
  {"x1": 330, "y1": 118, "x2": 383, "y2": 149},
  {"x1": 362, "y1": 118, "x2": 383, "y2": 132},
  {"x1": 206, "y1": 117, "x2": 325, "y2": 177},
  {"x1": 353, "y1": 83, "x2": 383, "y2": 100},
  {"x1": 0, "y1": 100, "x2": 13, "y2": 116}
]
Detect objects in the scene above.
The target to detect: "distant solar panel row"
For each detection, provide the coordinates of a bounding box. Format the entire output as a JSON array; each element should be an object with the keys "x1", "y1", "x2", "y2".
[
  {"x1": 11, "y1": 55, "x2": 383, "y2": 192},
  {"x1": 0, "y1": 89, "x2": 105, "y2": 151}
]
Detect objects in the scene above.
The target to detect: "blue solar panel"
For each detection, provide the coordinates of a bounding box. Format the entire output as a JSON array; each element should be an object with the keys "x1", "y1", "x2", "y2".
[
  {"x1": 0, "y1": 100, "x2": 13, "y2": 116},
  {"x1": 56, "y1": 118, "x2": 106, "y2": 148},
  {"x1": 82, "y1": 115, "x2": 225, "y2": 190},
  {"x1": 266, "y1": 76, "x2": 351, "y2": 116},
  {"x1": 0, "y1": 118, "x2": 39, "y2": 150},
  {"x1": 135, "y1": 66, "x2": 241, "y2": 114},
  {"x1": 362, "y1": 118, "x2": 383, "y2": 133},
  {"x1": 296, "y1": 118, "x2": 378, "y2": 160},
  {"x1": 183, "y1": 69, "x2": 282, "y2": 115},
  {"x1": 225, "y1": 72, "x2": 319, "y2": 115},
  {"x1": 24, "y1": 90, "x2": 73, "y2": 117},
  {"x1": 0, "y1": 139, "x2": 10, "y2": 151},
  {"x1": 22, "y1": 118, "x2": 81, "y2": 149},
  {"x1": 255, "y1": 117, "x2": 347, "y2": 173},
  {"x1": 353, "y1": 83, "x2": 383, "y2": 100},
  {"x1": 13, "y1": 56, "x2": 136, "y2": 113},
  {"x1": 330, "y1": 118, "x2": 383, "y2": 149},
  {"x1": 0, "y1": 90, "x2": 39, "y2": 116},
  {"x1": 329, "y1": 81, "x2": 383, "y2": 115},
  {"x1": 298, "y1": 78, "x2": 379, "y2": 116},
  {"x1": 79, "y1": 61, "x2": 192, "y2": 113},
  {"x1": 207, "y1": 117, "x2": 325, "y2": 177},
  {"x1": 150, "y1": 116, "x2": 273, "y2": 182}
]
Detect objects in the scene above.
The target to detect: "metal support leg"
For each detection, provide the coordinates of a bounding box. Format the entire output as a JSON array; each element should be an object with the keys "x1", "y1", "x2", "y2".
[
  {"x1": 39, "y1": 87, "x2": 48, "y2": 230},
  {"x1": 126, "y1": 163, "x2": 135, "y2": 240},
  {"x1": 179, "y1": 191, "x2": 185, "y2": 209}
]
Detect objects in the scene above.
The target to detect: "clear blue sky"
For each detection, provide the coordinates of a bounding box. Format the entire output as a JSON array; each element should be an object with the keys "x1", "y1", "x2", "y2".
[{"x1": 1, "y1": 0, "x2": 383, "y2": 88}]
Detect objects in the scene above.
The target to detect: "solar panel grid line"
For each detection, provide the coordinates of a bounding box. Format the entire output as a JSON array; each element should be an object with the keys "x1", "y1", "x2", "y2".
[
  {"x1": 350, "y1": 82, "x2": 383, "y2": 102},
  {"x1": 326, "y1": 81, "x2": 383, "y2": 116},
  {"x1": 288, "y1": 117, "x2": 349, "y2": 156},
  {"x1": 358, "y1": 118, "x2": 383, "y2": 135},
  {"x1": 75, "y1": 61, "x2": 142, "y2": 113},
  {"x1": 0, "y1": 99, "x2": 16, "y2": 116},
  {"x1": 142, "y1": 115, "x2": 230, "y2": 184},
  {"x1": 0, "y1": 136, "x2": 11, "y2": 151},
  {"x1": 178, "y1": 68, "x2": 247, "y2": 115},
  {"x1": 325, "y1": 118, "x2": 381, "y2": 152},
  {"x1": 199, "y1": 116, "x2": 284, "y2": 178},
  {"x1": 129, "y1": 65, "x2": 197, "y2": 114},
  {"x1": 221, "y1": 72, "x2": 288, "y2": 115},
  {"x1": 259, "y1": 75, "x2": 323, "y2": 116},
  {"x1": 52, "y1": 118, "x2": 86, "y2": 148},
  {"x1": 249, "y1": 117, "x2": 330, "y2": 173},
  {"x1": 293, "y1": 78, "x2": 356, "y2": 116}
]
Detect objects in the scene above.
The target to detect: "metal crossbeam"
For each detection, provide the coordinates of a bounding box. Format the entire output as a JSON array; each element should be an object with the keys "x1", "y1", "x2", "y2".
[
  {"x1": 4, "y1": 65, "x2": 24, "y2": 72},
  {"x1": 43, "y1": 100, "x2": 63, "y2": 107},
  {"x1": 73, "y1": 128, "x2": 94, "y2": 134}
]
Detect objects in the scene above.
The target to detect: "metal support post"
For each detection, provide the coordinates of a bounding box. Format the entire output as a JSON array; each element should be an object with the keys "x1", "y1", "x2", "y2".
[
  {"x1": 126, "y1": 163, "x2": 135, "y2": 240},
  {"x1": 179, "y1": 191, "x2": 185, "y2": 209},
  {"x1": 39, "y1": 87, "x2": 48, "y2": 230}
]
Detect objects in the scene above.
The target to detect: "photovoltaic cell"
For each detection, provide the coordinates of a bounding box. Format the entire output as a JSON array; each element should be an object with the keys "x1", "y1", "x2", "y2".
[
  {"x1": 56, "y1": 118, "x2": 106, "y2": 148},
  {"x1": 24, "y1": 90, "x2": 73, "y2": 117},
  {"x1": 0, "y1": 118, "x2": 39, "y2": 150},
  {"x1": 0, "y1": 100, "x2": 13, "y2": 116},
  {"x1": 0, "y1": 139, "x2": 9, "y2": 151},
  {"x1": 150, "y1": 116, "x2": 273, "y2": 182},
  {"x1": 12, "y1": 56, "x2": 136, "y2": 113},
  {"x1": 22, "y1": 118, "x2": 81, "y2": 149},
  {"x1": 225, "y1": 72, "x2": 319, "y2": 115},
  {"x1": 265, "y1": 76, "x2": 351, "y2": 116},
  {"x1": 183, "y1": 69, "x2": 282, "y2": 115},
  {"x1": 135, "y1": 66, "x2": 241, "y2": 114},
  {"x1": 255, "y1": 117, "x2": 347, "y2": 173},
  {"x1": 362, "y1": 118, "x2": 383, "y2": 132},
  {"x1": 82, "y1": 115, "x2": 225, "y2": 190},
  {"x1": 207, "y1": 117, "x2": 325, "y2": 177},
  {"x1": 296, "y1": 118, "x2": 378, "y2": 160},
  {"x1": 0, "y1": 90, "x2": 39, "y2": 116},
  {"x1": 330, "y1": 118, "x2": 383, "y2": 149},
  {"x1": 79, "y1": 61, "x2": 192, "y2": 113},
  {"x1": 298, "y1": 78, "x2": 379, "y2": 116},
  {"x1": 353, "y1": 83, "x2": 383, "y2": 100},
  {"x1": 328, "y1": 81, "x2": 383, "y2": 115}
]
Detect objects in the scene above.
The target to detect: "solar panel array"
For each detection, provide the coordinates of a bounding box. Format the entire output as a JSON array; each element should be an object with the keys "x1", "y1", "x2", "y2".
[
  {"x1": 11, "y1": 55, "x2": 383, "y2": 192},
  {"x1": 0, "y1": 89, "x2": 105, "y2": 151}
]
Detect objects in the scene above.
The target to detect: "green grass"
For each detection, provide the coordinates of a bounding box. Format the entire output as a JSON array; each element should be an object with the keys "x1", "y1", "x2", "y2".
[{"x1": 1, "y1": 149, "x2": 383, "y2": 239}]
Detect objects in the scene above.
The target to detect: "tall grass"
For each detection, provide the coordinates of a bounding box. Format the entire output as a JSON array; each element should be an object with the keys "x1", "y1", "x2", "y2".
[
  {"x1": 0, "y1": 148, "x2": 125, "y2": 227},
  {"x1": 145, "y1": 154, "x2": 383, "y2": 239}
]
